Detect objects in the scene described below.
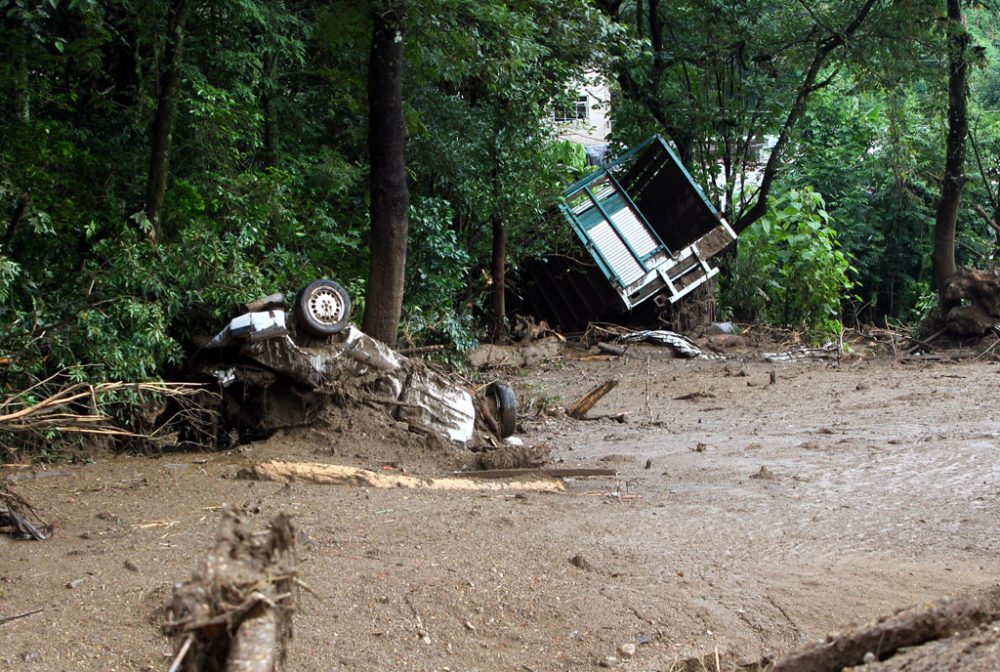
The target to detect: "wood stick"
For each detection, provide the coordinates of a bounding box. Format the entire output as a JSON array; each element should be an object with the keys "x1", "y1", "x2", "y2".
[
  {"x1": 566, "y1": 379, "x2": 618, "y2": 419},
  {"x1": 167, "y1": 634, "x2": 194, "y2": 672},
  {"x1": 906, "y1": 327, "x2": 946, "y2": 354},
  {"x1": 0, "y1": 607, "x2": 44, "y2": 627}
]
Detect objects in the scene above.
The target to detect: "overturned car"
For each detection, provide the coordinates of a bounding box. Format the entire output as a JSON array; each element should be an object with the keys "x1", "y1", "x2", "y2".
[{"x1": 179, "y1": 280, "x2": 515, "y2": 447}]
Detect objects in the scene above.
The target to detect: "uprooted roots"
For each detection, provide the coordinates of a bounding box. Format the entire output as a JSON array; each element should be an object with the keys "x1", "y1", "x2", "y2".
[{"x1": 162, "y1": 509, "x2": 297, "y2": 672}]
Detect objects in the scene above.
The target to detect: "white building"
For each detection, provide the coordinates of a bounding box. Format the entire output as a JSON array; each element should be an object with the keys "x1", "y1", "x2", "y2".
[{"x1": 554, "y1": 71, "x2": 612, "y2": 164}]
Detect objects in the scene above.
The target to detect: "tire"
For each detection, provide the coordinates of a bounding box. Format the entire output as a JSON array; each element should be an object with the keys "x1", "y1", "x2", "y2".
[
  {"x1": 487, "y1": 383, "x2": 517, "y2": 438},
  {"x1": 294, "y1": 279, "x2": 352, "y2": 336}
]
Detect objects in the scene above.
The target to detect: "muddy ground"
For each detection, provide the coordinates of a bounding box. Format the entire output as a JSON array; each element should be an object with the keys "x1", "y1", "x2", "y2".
[{"x1": 2, "y1": 345, "x2": 999, "y2": 671}]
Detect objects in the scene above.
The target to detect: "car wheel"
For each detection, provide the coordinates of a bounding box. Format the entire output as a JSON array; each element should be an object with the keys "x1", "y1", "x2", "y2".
[
  {"x1": 294, "y1": 279, "x2": 352, "y2": 336},
  {"x1": 487, "y1": 383, "x2": 517, "y2": 438}
]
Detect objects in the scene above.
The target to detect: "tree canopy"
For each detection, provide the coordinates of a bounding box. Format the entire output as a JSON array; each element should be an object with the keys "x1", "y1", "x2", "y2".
[{"x1": 0, "y1": 0, "x2": 998, "y2": 387}]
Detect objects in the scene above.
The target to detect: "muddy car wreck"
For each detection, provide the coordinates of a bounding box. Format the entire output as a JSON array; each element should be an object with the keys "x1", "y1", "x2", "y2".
[{"x1": 179, "y1": 279, "x2": 516, "y2": 446}]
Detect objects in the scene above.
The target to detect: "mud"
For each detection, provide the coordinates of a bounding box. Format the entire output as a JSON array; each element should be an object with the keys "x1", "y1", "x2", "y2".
[{"x1": 2, "y1": 352, "x2": 999, "y2": 670}]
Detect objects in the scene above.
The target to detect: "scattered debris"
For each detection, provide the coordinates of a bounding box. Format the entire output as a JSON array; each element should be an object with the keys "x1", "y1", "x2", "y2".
[
  {"x1": 162, "y1": 509, "x2": 297, "y2": 672},
  {"x1": 0, "y1": 485, "x2": 51, "y2": 540},
  {"x1": 764, "y1": 343, "x2": 839, "y2": 363},
  {"x1": 566, "y1": 380, "x2": 619, "y2": 419},
  {"x1": 618, "y1": 330, "x2": 706, "y2": 358},
  {"x1": 466, "y1": 339, "x2": 563, "y2": 370},
  {"x1": 243, "y1": 460, "x2": 566, "y2": 493},
  {"x1": 706, "y1": 333, "x2": 748, "y2": 349},
  {"x1": 511, "y1": 315, "x2": 564, "y2": 344}
]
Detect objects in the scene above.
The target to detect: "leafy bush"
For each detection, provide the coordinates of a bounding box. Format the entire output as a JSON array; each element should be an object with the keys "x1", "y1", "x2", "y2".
[
  {"x1": 720, "y1": 188, "x2": 855, "y2": 338},
  {"x1": 401, "y1": 198, "x2": 477, "y2": 353}
]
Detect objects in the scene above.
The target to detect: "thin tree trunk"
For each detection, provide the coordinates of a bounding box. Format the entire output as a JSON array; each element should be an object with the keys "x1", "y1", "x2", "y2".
[
  {"x1": 734, "y1": 0, "x2": 879, "y2": 233},
  {"x1": 13, "y1": 30, "x2": 30, "y2": 122},
  {"x1": 144, "y1": 0, "x2": 191, "y2": 242},
  {"x1": 490, "y1": 212, "x2": 507, "y2": 341},
  {"x1": 261, "y1": 50, "x2": 279, "y2": 167},
  {"x1": 932, "y1": 0, "x2": 969, "y2": 314},
  {"x1": 361, "y1": 5, "x2": 409, "y2": 347}
]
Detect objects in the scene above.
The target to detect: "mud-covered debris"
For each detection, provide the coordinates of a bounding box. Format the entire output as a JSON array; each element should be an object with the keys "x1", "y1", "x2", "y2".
[
  {"x1": 618, "y1": 330, "x2": 706, "y2": 358},
  {"x1": 569, "y1": 554, "x2": 597, "y2": 572},
  {"x1": 767, "y1": 587, "x2": 1000, "y2": 672},
  {"x1": 750, "y1": 466, "x2": 779, "y2": 481},
  {"x1": 943, "y1": 268, "x2": 1000, "y2": 337},
  {"x1": 764, "y1": 343, "x2": 838, "y2": 363},
  {"x1": 466, "y1": 339, "x2": 563, "y2": 370},
  {"x1": 162, "y1": 509, "x2": 297, "y2": 672},
  {"x1": 478, "y1": 443, "x2": 551, "y2": 470}
]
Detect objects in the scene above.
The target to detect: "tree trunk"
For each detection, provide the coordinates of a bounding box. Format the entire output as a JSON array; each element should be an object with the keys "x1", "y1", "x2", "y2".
[
  {"x1": 144, "y1": 0, "x2": 191, "y2": 242},
  {"x1": 261, "y1": 50, "x2": 279, "y2": 167},
  {"x1": 13, "y1": 30, "x2": 30, "y2": 122},
  {"x1": 932, "y1": 0, "x2": 969, "y2": 314},
  {"x1": 489, "y1": 212, "x2": 507, "y2": 341},
  {"x1": 361, "y1": 5, "x2": 409, "y2": 347}
]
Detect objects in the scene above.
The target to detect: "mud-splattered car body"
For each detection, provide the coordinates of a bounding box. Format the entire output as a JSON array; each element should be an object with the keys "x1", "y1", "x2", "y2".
[{"x1": 182, "y1": 286, "x2": 510, "y2": 446}]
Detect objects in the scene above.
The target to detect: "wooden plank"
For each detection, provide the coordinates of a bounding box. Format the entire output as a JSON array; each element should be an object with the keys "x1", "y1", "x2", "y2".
[
  {"x1": 246, "y1": 461, "x2": 565, "y2": 493},
  {"x1": 566, "y1": 379, "x2": 618, "y2": 419},
  {"x1": 457, "y1": 468, "x2": 617, "y2": 480}
]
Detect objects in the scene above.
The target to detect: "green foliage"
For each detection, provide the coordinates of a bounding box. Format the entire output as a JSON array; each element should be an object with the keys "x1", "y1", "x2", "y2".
[
  {"x1": 401, "y1": 198, "x2": 476, "y2": 352},
  {"x1": 720, "y1": 188, "x2": 854, "y2": 338},
  {"x1": 2, "y1": 0, "x2": 997, "y2": 403}
]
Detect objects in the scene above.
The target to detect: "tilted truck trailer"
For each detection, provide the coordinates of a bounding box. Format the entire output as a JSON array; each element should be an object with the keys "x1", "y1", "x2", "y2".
[{"x1": 520, "y1": 135, "x2": 735, "y2": 329}]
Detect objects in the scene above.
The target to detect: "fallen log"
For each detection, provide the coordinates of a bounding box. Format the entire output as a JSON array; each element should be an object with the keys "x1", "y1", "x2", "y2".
[
  {"x1": 163, "y1": 509, "x2": 296, "y2": 672},
  {"x1": 596, "y1": 342, "x2": 628, "y2": 357},
  {"x1": 566, "y1": 379, "x2": 618, "y2": 419},
  {"x1": 768, "y1": 587, "x2": 1000, "y2": 672},
  {"x1": 458, "y1": 467, "x2": 616, "y2": 480},
  {"x1": 245, "y1": 460, "x2": 565, "y2": 493}
]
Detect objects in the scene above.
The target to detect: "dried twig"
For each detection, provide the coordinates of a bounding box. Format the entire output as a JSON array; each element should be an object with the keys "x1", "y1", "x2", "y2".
[
  {"x1": 0, "y1": 607, "x2": 44, "y2": 626},
  {"x1": 0, "y1": 379, "x2": 213, "y2": 453}
]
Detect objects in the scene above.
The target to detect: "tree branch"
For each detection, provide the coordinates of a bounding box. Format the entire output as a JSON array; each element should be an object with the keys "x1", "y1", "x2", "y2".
[{"x1": 734, "y1": 0, "x2": 880, "y2": 232}]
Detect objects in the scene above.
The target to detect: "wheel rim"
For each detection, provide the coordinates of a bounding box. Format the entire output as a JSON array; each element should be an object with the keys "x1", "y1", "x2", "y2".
[{"x1": 307, "y1": 286, "x2": 345, "y2": 325}]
